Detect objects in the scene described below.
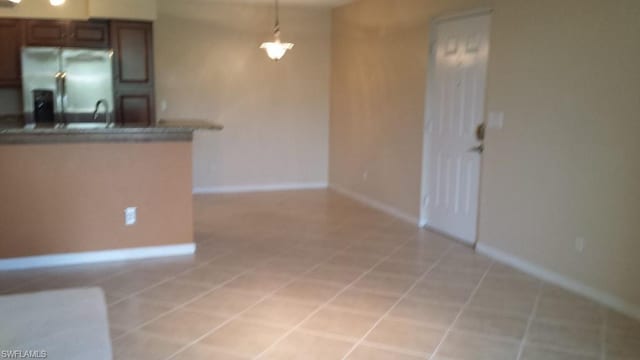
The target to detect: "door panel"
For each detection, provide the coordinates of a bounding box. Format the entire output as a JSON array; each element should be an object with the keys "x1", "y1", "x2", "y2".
[
  {"x1": 117, "y1": 94, "x2": 153, "y2": 126},
  {"x1": 68, "y1": 21, "x2": 110, "y2": 49},
  {"x1": 111, "y1": 21, "x2": 155, "y2": 125},
  {"x1": 61, "y1": 49, "x2": 114, "y2": 122},
  {"x1": 424, "y1": 14, "x2": 490, "y2": 244},
  {"x1": 20, "y1": 47, "x2": 62, "y2": 123},
  {"x1": 112, "y1": 22, "x2": 152, "y2": 84},
  {"x1": 0, "y1": 20, "x2": 24, "y2": 87},
  {"x1": 25, "y1": 20, "x2": 68, "y2": 47}
]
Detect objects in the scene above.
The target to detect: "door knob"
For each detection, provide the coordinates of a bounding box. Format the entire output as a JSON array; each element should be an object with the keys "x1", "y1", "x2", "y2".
[{"x1": 469, "y1": 144, "x2": 484, "y2": 154}]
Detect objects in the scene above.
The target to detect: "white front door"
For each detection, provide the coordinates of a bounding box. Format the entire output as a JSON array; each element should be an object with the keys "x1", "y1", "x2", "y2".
[{"x1": 421, "y1": 13, "x2": 490, "y2": 244}]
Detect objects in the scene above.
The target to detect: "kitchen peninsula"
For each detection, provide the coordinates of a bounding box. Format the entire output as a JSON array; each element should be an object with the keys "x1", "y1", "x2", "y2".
[{"x1": 0, "y1": 121, "x2": 222, "y2": 270}]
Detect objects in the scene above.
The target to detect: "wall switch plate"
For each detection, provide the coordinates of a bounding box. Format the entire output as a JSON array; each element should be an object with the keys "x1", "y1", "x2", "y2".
[
  {"x1": 488, "y1": 111, "x2": 504, "y2": 129},
  {"x1": 125, "y1": 207, "x2": 137, "y2": 226},
  {"x1": 575, "y1": 237, "x2": 585, "y2": 253},
  {"x1": 160, "y1": 100, "x2": 168, "y2": 112}
]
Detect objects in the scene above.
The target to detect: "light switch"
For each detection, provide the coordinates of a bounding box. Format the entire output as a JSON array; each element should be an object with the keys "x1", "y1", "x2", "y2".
[{"x1": 488, "y1": 111, "x2": 504, "y2": 129}]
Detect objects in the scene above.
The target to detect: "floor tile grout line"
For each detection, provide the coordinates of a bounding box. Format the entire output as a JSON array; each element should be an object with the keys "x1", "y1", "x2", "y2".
[
  {"x1": 427, "y1": 260, "x2": 495, "y2": 360},
  {"x1": 200, "y1": 306, "x2": 527, "y2": 351},
  {"x1": 162, "y1": 234, "x2": 376, "y2": 360},
  {"x1": 109, "y1": 247, "x2": 301, "y2": 340},
  {"x1": 107, "y1": 249, "x2": 236, "y2": 309},
  {"x1": 289, "y1": 326, "x2": 429, "y2": 358},
  {"x1": 339, "y1": 244, "x2": 457, "y2": 360},
  {"x1": 515, "y1": 279, "x2": 544, "y2": 360},
  {"x1": 601, "y1": 308, "x2": 608, "y2": 360},
  {"x1": 111, "y1": 256, "x2": 292, "y2": 341},
  {"x1": 250, "y1": 237, "x2": 416, "y2": 359},
  {"x1": 515, "y1": 341, "x2": 608, "y2": 359}
]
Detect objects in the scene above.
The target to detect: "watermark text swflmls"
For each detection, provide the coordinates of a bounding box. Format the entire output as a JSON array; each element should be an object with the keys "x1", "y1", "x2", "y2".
[{"x1": 0, "y1": 350, "x2": 48, "y2": 359}]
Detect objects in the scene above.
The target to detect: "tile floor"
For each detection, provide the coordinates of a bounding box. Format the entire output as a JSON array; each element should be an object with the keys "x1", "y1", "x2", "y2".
[{"x1": 1, "y1": 190, "x2": 639, "y2": 360}]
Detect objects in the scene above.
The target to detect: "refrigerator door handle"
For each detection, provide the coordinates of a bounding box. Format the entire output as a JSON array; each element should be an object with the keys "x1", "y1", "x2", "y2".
[{"x1": 55, "y1": 71, "x2": 67, "y2": 124}]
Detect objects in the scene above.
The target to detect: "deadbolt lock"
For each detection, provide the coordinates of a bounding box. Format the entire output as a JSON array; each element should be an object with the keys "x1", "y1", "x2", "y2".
[{"x1": 475, "y1": 123, "x2": 486, "y2": 141}]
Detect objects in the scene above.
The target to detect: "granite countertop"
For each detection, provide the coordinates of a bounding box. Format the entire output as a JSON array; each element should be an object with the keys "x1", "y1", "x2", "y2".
[{"x1": 0, "y1": 119, "x2": 223, "y2": 145}]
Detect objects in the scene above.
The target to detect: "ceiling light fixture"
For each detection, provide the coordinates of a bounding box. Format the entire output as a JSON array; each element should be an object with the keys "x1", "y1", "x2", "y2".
[
  {"x1": 260, "y1": 0, "x2": 294, "y2": 61},
  {"x1": 7, "y1": 0, "x2": 22, "y2": 4},
  {"x1": 49, "y1": 0, "x2": 65, "y2": 6}
]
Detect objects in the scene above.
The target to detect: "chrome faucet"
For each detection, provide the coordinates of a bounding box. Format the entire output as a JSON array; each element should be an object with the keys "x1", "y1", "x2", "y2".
[{"x1": 92, "y1": 99, "x2": 112, "y2": 127}]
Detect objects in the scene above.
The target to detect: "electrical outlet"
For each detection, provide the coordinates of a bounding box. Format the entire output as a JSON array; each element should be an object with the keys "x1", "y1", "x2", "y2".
[
  {"x1": 575, "y1": 237, "x2": 585, "y2": 253},
  {"x1": 125, "y1": 207, "x2": 137, "y2": 226},
  {"x1": 160, "y1": 100, "x2": 168, "y2": 112},
  {"x1": 363, "y1": 171, "x2": 368, "y2": 181}
]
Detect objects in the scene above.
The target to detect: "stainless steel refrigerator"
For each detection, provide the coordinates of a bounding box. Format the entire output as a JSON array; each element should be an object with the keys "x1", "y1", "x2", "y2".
[{"x1": 21, "y1": 47, "x2": 114, "y2": 126}]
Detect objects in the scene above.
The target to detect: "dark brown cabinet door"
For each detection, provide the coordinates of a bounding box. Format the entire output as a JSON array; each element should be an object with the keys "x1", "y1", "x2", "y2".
[
  {"x1": 68, "y1": 21, "x2": 110, "y2": 49},
  {"x1": 0, "y1": 19, "x2": 24, "y2": 87},
  {"x1": 25, "y1": 20, "x2": 69, "y2": 47},
  {"x1": 25, "y1": 20, "x2": 110, "y2": 49},
  {"x1": 111, "y1": 21, "x2": 155, "y2": 125},
  {"x1": 116, "y1": 93, "x2": 154, "y2": 126},
  {"x1": 111, "y1": 21, "x2": 153, "y2": 85}
]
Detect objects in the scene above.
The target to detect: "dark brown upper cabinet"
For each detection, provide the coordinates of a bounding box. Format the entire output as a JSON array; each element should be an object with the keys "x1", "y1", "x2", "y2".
[
  {"x1": 111, "y1": 21, "x2": 155, "y2": 125},
  {"x1": 0, "y1": 19, "x2": 24, "y2": 87},
  {"x1": 25, "y1": 20, "x2": 109, "y2": 49},
  {"x1": 68, "y1": 21, "x2": 109, "y2": 48},
  {"x1": 25, "y1": 20, "x2": 67, "y2": 46},
  {"x1": 111, "y1": 21, "x2": 153, "y2": 85}
]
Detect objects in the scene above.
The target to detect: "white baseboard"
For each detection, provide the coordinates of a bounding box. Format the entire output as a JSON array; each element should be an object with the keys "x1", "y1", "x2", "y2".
[
  {"x1": 476, "y1": 242, "x2": 640, "y2": 320},
  {"x1": 193, "y1": 182, "x2": 328, "y2": 194},
  {"x1": 329, "y1": 184, "x2": 420, "y2": 226},
  {"x1": 0, "y1": 244, "x2": 196, "y2": 271}
]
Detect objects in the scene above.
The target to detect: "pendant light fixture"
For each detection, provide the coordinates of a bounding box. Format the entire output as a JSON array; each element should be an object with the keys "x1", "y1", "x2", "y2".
[{"x1": 260, "y1": 0, "x2": 294, "y2": 61}]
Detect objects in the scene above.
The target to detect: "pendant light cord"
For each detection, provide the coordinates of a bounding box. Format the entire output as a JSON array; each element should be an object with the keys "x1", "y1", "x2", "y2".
[{"x1": 274, "y1": 0, "x2": 280, "y2": 34}]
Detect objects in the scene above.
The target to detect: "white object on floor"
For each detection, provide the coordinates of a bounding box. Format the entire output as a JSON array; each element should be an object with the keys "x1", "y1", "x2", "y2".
[{"x1": 0, "y1": 287, "x2": 112, "y2": 360}]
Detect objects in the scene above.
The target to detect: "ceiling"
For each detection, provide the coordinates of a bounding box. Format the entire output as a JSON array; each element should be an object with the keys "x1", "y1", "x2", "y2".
[{"x1": 200, "y1": 0, "x2": 353, "y2": 7}]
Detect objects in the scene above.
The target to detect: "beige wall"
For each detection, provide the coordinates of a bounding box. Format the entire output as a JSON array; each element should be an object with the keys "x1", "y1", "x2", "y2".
[
  {"x1": 480, "y1": 0, "x2": 640, "y2": 313},
  {"x1": 88, "y1": 0, "x2": 156, "y2": 21},
  {"x1": 0, "y1": 0, "x2": 156, "y2": 20},
  {"x1": 0, "y1": 142, "x2": 193, "y2": 258},
  {"x1": 155, "y1": 0, "x2": 330, "y2": 191},
  {"x1": 0, "y1": 0, "x2": 87, "y2": 19},
  {"x1": 331, "y1": 0, "x2": 640, "y2": 314},
  {"x1": 330, "y1": 0, "x2": 488, "y2": 221}
]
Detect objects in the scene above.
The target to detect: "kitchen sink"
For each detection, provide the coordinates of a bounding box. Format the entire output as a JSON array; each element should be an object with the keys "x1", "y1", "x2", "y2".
[{"x1": 63, "y1": 123, "x2": 114, "y2": 129}]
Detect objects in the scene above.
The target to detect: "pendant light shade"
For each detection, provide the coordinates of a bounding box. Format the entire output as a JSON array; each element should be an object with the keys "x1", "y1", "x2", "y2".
[{"x1": 260, "y1": 0, "x2": 294, "y2": 61}]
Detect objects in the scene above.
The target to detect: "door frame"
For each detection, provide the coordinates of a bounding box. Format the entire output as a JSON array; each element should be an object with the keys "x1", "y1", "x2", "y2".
[{"x1": 419, "y1": 8, "x2": 493, "y2": 247}]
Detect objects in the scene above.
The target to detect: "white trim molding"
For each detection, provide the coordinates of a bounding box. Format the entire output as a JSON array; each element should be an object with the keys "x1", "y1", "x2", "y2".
[
  {"x1": 0, "y1": 244, "x2": 196, "y2": 271},
  {"x1": 476, "y1": 242, "x2": 640, "y2": 320},
  {"x1": 329, "y1": 184, "x2": 420, "y2": 226},
  {"x1": 193, "y1": 182, "x2": 328, "y2": 194}
]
